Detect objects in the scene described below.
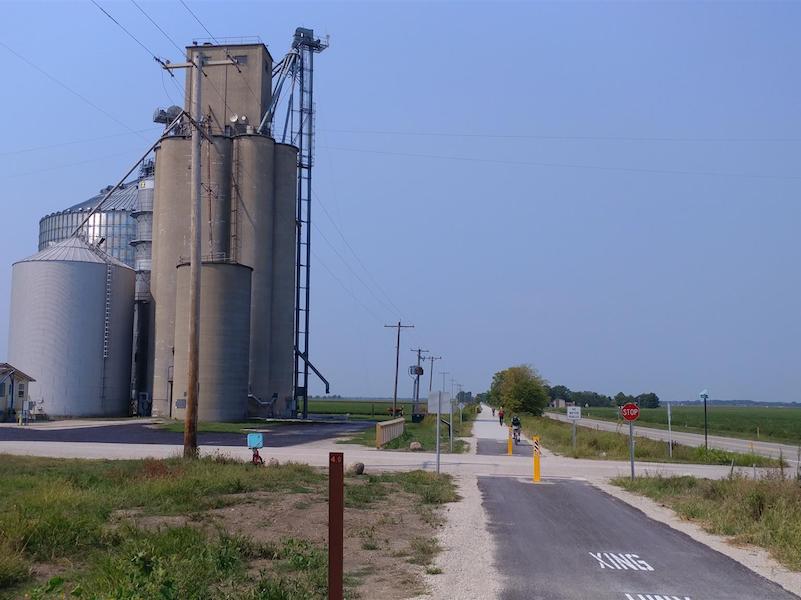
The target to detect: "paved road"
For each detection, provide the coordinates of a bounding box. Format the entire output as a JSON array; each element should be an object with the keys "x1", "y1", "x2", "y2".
[
  {"x1": 546, "y1": 412, "x2": 800, "y2": 467},
  {"x1": 0, "y1": 421, "x2": 371, "y2": 448},
  {"x1": 479, "y1": 476, "x2": 798, "y2": 600}
]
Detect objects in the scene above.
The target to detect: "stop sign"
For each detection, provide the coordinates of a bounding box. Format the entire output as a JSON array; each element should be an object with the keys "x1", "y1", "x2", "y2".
[{"x1": 621, "y1": 402, "x2": 640, "y2": 421}]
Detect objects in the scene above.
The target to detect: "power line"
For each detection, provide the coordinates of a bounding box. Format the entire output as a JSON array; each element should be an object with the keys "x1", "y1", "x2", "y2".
[
  {"x1": 130, "y1": 0, "x2": 184, "y2": 55},
  {"x1": 311, "y1": 220, "x2": 400, "y2": 320},
  {"x1": 90, "y1": 0, "x2": 170, "y2": 69},
  {"x1": 311, "y1": 249, "x2": 385, "y2": 325},
  {"x1": 178, "y1": 0, "x2": 220, "y2": 44},
  {"x1": 0, "y1": 41, "x2": 147, "y2": 141},
  {"x1": 320, "y1": 127, "x2": 801, "y2": 144},
  {"x1": 321, "y1": 145, "x2": 801, "y2": 182},
  {"x1": 312, "y1": 190, "x2": 407, "y2": 319},
  {"x1": 0, "y1": 150, "x2": 136, "y2": 180},
  {"x1": 0, "y1": 128, "x2": 160, "y2": 157}
]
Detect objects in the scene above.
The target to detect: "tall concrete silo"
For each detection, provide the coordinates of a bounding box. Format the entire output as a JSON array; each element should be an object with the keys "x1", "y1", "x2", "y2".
[
  {"x1": 7, "y1": 237, "x2": 135, "y2": 417},
  {"x1": 150, "y1": 135, "x2": 191, "y2": 417},
  {"x1": 172, "y1": 262, "x2": 252, "y2": 422},
  {"x1": 233, "y1": 134, "x2": 275, "y2": 411},
  {"x1": 270, "y1": 143, "x2": 299, "y2": 415}
]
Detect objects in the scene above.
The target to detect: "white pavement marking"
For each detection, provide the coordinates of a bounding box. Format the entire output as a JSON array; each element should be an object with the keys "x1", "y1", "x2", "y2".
[
  {"x1": 625, "y1": 595, "x2": 691, "y2": 600},
  {"x1": 589, "y1": 552, "x2": 654, "y2": 571}
]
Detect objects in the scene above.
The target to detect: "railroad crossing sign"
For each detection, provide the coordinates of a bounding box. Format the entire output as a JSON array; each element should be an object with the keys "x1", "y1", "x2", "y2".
[
  {"x1": 567, "y1": 406, "x2": 581, "y2": 420},
  {"x1": 621, "y1": 402, "x2": 640, "y2": 422}
]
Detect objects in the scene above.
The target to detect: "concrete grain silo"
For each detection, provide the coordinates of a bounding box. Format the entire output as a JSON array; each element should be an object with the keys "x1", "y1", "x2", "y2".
[
  {"x1": 149, "y1": 42, "x2": 300, "y2": 421},
  {"x1": 172, "y1": 262, "x2": 252, "y2": 422},
  {"x1": 7, "y1": 237, "x2": 135, "y2": 417}
]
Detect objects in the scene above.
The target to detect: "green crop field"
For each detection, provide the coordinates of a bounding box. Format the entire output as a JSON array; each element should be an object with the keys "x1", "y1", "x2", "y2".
[
  {"x1": 552, "y1": 406, "x2": 801, "y2": 445},
  {"x1": 308, "y1": 399, "x2": 418, "y2": 421}
]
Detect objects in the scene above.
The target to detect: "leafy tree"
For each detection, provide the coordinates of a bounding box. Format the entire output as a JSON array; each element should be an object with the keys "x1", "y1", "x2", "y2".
[
  {"x1": 636, "y1": 392, "x2": 660, "y2": 408},
  {"x1": 571, "y1": 390, "x2": 612, "y2": 407},
  {"x1": 489, "y1": 365, "x2": 549, "y2": 415},
  {"x1": 614, "y1": 392, "x2": 633, "y2": 406},
  {"x1": 548, "y1": 385, "x2": 573, "y2": 404}
]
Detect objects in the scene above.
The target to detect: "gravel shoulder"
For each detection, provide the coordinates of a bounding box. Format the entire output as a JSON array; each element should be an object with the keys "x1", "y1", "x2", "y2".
[{"x1": 411, "y1": 474, "x2": 502, "y2": 599}]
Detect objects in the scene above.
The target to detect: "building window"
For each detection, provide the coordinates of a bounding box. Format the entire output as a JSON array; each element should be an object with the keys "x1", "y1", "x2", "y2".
[
  {"x1": 0, "y1": 382, "x2": 5, "y2": 397},
  {"x1": 18, "y1": 383, "x2": 24, "y2": 397}
]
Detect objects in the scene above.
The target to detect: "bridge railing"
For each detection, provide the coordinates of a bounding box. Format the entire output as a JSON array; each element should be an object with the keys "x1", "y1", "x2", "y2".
[{"x1": 375, "y1": 417, "x2": 405, "y2": 448}]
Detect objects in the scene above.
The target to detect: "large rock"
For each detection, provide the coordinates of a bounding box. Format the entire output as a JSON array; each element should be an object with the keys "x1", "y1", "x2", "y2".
[
  {"x1": 409, "y1": 441, "x2": 423, "y2": 451},
  {"x1": 347, "y1": 462, "x2": 365, "y2": 475}
]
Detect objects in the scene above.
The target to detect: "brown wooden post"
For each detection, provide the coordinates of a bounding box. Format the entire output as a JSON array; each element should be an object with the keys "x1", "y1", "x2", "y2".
[{"x1": 328, "y1": 451, "x2": 344, "y2": 600}]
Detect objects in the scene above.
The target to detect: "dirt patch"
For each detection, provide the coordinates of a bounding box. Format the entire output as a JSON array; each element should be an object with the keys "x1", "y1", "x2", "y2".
[{"x1": 208, "y1": 485, "x2": 436, "y2": 598}]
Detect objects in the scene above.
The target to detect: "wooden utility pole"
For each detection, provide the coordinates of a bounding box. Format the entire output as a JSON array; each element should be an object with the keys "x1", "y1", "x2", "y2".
[
  {"x1": 163, "y1": 52, "x2": 237, "y2": 458},
  {"x1": 184, "y1": 54, "x2": 203, "y2": 459},
  {"x1": 384, "y1": 322, "x2": 414, "y2": 416},
  {"x1": 427, "y1": 355, "x2": 442, "y2": 393}
]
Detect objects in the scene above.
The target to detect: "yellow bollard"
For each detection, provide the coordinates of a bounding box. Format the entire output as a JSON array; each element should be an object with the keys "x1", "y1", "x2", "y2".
[
  {"x1": 507, "y1": 426, "x2": 513, "y2": 456},
  {"x1": 533, "y1": 436, "x2": 541, "y2": 483}
]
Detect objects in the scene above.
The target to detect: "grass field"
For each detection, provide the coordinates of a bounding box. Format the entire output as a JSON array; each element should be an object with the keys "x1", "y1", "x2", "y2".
[
  {"x1": 521, "y1": 415, "x2": 780, "y2": 466},
  {"x1": 342, "y1": 409, "x2": 476, "y2": 453},
  {"x1": 308, "y1": 400, "x2": 417, "y2": 421},
  {"x1": 551, "y1": 405, "x2": 801, "y2": 445},
  {"x1": 0, "y1": 454, "x2": 457, "y2": 599},
  {"x1": 614, "y1": 473, "x2": 801, "y2": 571}
]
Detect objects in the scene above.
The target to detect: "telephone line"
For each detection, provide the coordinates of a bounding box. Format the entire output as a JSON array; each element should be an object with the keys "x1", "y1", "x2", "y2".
[
  {"x1": 312, "y1": 190, "x2": 406, "y2": 319},
  {"x1": 0, "y1": 40, "x2": 147, "y2": 141}
]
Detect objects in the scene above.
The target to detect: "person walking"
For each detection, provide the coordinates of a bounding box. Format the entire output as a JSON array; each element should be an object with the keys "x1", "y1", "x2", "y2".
[
  {"x1": 491, "y1": 407, "x2": 495, "y2": 417},
  {"x1": 498, "y1": 407, "x2": 505, "y2": 426}
]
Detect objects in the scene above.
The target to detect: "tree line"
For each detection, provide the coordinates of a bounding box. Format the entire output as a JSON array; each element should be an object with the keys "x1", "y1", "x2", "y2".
[{"x1": 477, "y1": 365, "x2": 660, "y2": 416}]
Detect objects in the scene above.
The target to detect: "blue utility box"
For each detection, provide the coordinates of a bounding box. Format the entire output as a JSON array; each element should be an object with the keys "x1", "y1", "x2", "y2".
[{"x1": 247, "y1": 433, "x2": 264, "y2": 449}]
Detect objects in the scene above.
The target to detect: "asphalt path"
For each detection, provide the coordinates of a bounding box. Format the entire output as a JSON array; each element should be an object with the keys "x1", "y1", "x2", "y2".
[
  {"x1": 0, "y1": 421, "x2": 371, "y2": 448},
  {"x1": 479, "y1": 476, "x2": 798, "y2": 600},
  {"x1": 546, "y1": 412, "x2": 801, "y2": 467}
]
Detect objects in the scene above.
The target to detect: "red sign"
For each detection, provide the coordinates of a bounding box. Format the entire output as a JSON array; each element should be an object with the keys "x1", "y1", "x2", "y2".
[{"x1": 621, "y1": 403, "x2": 640, "y2": 421}]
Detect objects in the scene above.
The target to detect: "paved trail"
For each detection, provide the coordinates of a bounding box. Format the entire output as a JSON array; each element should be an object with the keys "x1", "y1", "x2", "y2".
[{"x1": 479, "y1": 475, "x2": 798, "y2": 600}]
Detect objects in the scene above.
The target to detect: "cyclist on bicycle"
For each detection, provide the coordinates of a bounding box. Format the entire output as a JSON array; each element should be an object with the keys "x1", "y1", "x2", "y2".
[{"x1": 511, "y1": 415, "x2": 522, "y2": 443}]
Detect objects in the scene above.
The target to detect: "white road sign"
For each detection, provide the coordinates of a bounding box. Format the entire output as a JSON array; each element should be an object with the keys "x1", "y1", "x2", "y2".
[
  {"x1": 567, "y1": 406, "x2": 582, "y2": 420},
  {"x1": 427, "y1": 391, "x2": 450, "y2": 413}
]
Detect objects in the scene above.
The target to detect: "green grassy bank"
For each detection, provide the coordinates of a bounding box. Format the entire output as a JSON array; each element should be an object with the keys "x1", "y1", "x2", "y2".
[
  {"x1": 342, "y1": 408, "x2": 476, "y2": 453},
  {"x1": 614, "y1": 473, "x2": 801, "y2": 571},
  {"x1": 0, "y1": 454, "x2": 457, "y2": 599}
]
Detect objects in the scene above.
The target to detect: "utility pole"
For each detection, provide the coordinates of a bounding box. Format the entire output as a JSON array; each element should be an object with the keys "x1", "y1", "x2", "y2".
[
  {"x1": 164, "y1": 52, "x2": 237, "y2": 459},
  {"x1": 427, "y1": 356, "x2": 442, "y2": 393},
  {"x1": 449, "y1": 377, "x2": 456, "y2": 452},
  {"x1": 410, "y1": 348, "x2": 428, "y2": 402},
  {"x1": 384, "y1": 322, "x2": 414, "y2": 416}
]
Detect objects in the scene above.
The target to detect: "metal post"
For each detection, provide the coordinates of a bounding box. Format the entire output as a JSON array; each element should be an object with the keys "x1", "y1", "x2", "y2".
[
  {"x1": 507, "y1": 426, "x2": 513, "y2": 456},
  {"x1": 533, "y1": 436, "x2": 541, "y2": 483},
  {"x1": 629, "y1": 420, "x2": 635, "y2": 480},
  {"x1": 328, "y1": 452, "x2": 344, "y2": 600},
  {"x1": 572, "y1": 420, "x2": 577, "y2": 454},
  {"x1": 435, "y1": 391, "x2": 441, "y2": 473},
  {"x1": 183, "y1": 56, "x2": 203, "y2": 459},
  {"x1": 667, "y1": 402, "x2": 673, "y2": 458},
  {"x1": 703, "y1": 394, "x2": 709, "y2": 449}
]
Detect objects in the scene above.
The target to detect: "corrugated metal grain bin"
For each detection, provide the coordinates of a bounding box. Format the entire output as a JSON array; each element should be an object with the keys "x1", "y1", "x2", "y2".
[{"x1": 7, "y1": 237, "x2": 135, "y2": 417}]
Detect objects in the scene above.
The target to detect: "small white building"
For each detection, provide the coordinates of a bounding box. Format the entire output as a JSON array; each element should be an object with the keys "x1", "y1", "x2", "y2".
[{"x1": 0, "y1": 363, "x2": 36, "y2": 422}]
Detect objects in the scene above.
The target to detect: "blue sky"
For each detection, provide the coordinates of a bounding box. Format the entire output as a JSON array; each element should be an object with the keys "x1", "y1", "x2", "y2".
[{"x1": 1, "y1": 1, "x2": 799, "y2": 402}]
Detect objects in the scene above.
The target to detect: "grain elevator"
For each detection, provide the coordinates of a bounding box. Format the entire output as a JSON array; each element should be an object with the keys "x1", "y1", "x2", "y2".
[
  {"x1": 150, "y1": 42, "x2": 298, "y2": 419},
  {"x1": 6, "y1": 31, "x2": 328, "y2": 421}
]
